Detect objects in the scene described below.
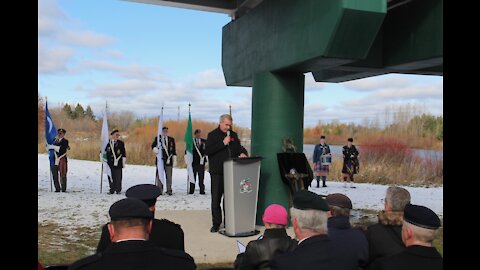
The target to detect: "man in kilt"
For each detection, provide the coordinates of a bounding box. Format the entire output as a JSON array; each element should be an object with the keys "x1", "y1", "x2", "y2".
[
  {"x1": 312, "y1": 135, "x2": 331, "y2": 188},
  {"x1": 342, "y1": 137, "x2": 359, "y2": 188}
]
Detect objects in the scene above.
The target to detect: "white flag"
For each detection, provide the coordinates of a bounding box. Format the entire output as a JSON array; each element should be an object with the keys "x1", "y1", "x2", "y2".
[
  {"x1": 156, "y1": 114, "x2": 166, "y2": 186},
  {"x1": 101, "y1": 109, "x2": 112, "y2": 179}
]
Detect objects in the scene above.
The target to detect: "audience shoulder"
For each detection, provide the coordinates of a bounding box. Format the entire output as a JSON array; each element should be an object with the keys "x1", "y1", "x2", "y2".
[{"x1": 69, "y1": 253, "x2": 103, "y2": 270}]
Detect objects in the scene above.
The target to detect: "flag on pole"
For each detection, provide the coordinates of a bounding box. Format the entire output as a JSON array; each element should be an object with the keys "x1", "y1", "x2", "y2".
[
  {"x1": 45, "y1": 101, "x2": 57, "y2": 167},
  {"x1": 100, "y1": 108, "x2": 112, "y2": 179},
  {"x1": 156, "y1": 112, "x2": 167, "y2": 186},
  {"x1": 184, "y1": 109, "x2": 195, "y2": 184}
]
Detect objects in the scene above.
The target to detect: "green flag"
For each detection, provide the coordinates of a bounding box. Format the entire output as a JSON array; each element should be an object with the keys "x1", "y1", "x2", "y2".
[{"x1": 184, "y1": 111, "x2": 194, "y2": 183}]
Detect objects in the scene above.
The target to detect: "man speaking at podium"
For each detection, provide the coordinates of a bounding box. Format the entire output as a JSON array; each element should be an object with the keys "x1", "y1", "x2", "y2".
[{"x1": 206, "y1": 114, "x2": 248, "y2": 233}]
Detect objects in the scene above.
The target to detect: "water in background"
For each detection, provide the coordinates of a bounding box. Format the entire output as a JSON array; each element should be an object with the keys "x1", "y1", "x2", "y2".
[{"x1": 302, "y1": 144, "x2": 443, "y2": 161}]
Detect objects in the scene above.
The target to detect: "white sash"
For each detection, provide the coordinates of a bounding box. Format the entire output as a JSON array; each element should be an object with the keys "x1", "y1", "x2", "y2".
[
  {"x1": 109, "y1": 139, "x2": 123, "y2": 166},
  {"x1": 53, "y1": 138, "x2": 67, "y2": 165},
  {"x1": 193, "y1": 138, "x2": 205, "y2": 165},
  {"x1": 162, "y1": 136, "x2": 172, "y2": 163}
]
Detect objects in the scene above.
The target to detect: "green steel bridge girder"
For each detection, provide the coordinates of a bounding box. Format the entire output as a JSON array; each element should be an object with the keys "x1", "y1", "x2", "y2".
[{"x1": 222, "y1": 0, "x2": 387, "y2": 87}]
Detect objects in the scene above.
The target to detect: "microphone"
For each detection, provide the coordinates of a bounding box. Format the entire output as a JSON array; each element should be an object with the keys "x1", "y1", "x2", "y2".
[{"x1": 226, "y1": 129, "x2": 231, "y2": 157}]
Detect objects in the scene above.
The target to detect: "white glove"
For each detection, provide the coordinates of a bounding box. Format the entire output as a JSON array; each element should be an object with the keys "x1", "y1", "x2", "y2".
[
  {"x1": 122, "y1": 157, "x2": 127, "y2": 168},
  {"x1": 152, "y1": 147, "x2": 159, "y2": 154},
  {"x1": 350, "y1": 155, "x2": 354, "y2": 158},
  {"x1": 173, "y1": 155, "x2": 177, "y2": 167}
]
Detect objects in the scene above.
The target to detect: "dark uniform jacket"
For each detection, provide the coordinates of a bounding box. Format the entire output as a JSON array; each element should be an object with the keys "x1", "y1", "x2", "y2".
[
  {"x1": 313, "y1": 143, "x2": 331, "y2": 163},
  {"x1": 342, "y1": 145, "x2": 359, "y2": 174},
  {"x1": 370, "y1": 245, "x2": 443, "y2": 270},
  {"x1": 152, "y1": 136, "x2": 176, "y2": 166},
  {"x1": 53, "y1": 137, "x2": 69, "y2": 159},
  {"x1": 269, "y1": 234, "x2": 333, "y2": 270},
  {"x1": 205, "y1": 127, "x2": 248, "y2": 175},
  {"x1": 234, "y1": 228, "x2": 297, "y2": 270},
  {"x1": 69, "y1": 240, "x2": 195, "y2": 270},
  {"x1": 192, "y1": 137, "x2": 207, "y2": 166},
  {"x1": 328, "y1": 216, "x2": 369, "y2": 270},
  {"x1": 105, "y1": 139, "x2": 126, "y2": 168},
  {"x1": 96, "y1": 218, "x2": 185, "y2": 253},
  {"x1": 365, "y1": 211, "x2": 406, "y2": 267}
]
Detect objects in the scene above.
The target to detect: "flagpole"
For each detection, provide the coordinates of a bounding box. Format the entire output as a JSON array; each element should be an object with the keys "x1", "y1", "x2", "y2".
[
  {"x1": 46, "y1": 97, "x2": 54, "y2": 192},
  {"x1": 229, "y1": 104, "x2": 233, "y2": 131},
  {"x1": 187, "y1": 103, "x2": 191, "y2": 195},
  {"x1": 100, "y1": 101, "x2": 107, "y2": 193}
]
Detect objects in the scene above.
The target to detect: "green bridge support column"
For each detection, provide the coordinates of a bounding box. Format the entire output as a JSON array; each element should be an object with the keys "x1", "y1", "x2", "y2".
[{"x1": 251, "y1": 71, "x2": 304, "y2": 225}]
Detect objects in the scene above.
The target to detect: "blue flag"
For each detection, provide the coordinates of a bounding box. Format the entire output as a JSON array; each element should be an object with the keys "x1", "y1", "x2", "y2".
[{"x1": 45, "y1": 101, "x2": 57, "y2": 166}]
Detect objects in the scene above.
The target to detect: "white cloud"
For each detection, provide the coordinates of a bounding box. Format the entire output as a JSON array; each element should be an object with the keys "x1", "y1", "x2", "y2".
[
  {"x1": 191, "y1": 69, "x2": 226, "y2": 89},
  {"x1": 78, "y1": 60, "x2": 164, "y2": 80},
  {"x1": 58, "y1": 30, "x2": 115, "y2": 48},
  {"x1": 305, "y1": 73, "x2": 326, "y2": 91},
  {"x1": 90, "y1": 80, "x2": 158, "y2": 97},
  {"x1": 38, "y1": 0, "x2": 65, "y2": 36},
  {"x1": 38, "y1": 45, "x2": 74, "y2": 74},
  {"x1": 102, "y1": 50, "x2": 124, "y2": 59},
  {"x1": 342, "y1": 74, "x2": 413, "y2": 92}
]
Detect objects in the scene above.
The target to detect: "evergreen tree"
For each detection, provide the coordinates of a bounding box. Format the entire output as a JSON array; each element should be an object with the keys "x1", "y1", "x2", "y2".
[
  {"x1": 85, "y1": 105, "x2": 95, "y2": 120},
  {"x1": 63, "y1": 103, "x2": 73, "y2": 118},
  {"x1": 74, "y1": 103, "x2": 85, "y2": 119}
]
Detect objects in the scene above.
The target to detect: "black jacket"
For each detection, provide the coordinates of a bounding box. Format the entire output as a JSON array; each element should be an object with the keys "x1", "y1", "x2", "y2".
[
  {"x1": 152, "y1": 136, "x2": 176, "y2": 166},
  {"x1": 365, "y1": 211, "x2": 406, "y2": 267},
  {"x1": 234, "y1": 228, "x2": 297, "y2": 270},
  {"x1": 370, "y1": 245, "x2": 443, "y2": 270},
  {"x1": 96, "y1": 218, "x2": 185, "y2": 253},
  {"x1": 53, "y1": 137, "x2": 69, "y2": 158},
  {"x1": 205, "y1": 127, "x2": 248, "y2": 175},
  {"x1": 192, "y1": 137, "x2": 207, "y2": 166},
  {"x1": 69, "y1": 240, "x2": 195, "y2": 270},
  {"x1": 105, "y1": 140, "x2": 126, "y2": 168},
  {"x1": 328, "y1": 216, "x2": 369, "y2": 270},
  {"x1": 269, "y1": 234, "x2": 333, "y2": 270}
]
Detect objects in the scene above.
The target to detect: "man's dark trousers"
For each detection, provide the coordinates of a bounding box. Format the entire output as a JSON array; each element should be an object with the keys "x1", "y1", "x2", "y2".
[
  {"x1": 190, "y1": 165, "x2": 205, "y2": 194},
  {"x1": 211, "y1": 173, "x2": 226, "y2": 227}
]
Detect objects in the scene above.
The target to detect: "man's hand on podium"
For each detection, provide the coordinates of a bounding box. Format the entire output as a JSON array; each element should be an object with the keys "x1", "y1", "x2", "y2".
[{"x1": 239, "y1": 153, "x2": 248, "y2": 158}]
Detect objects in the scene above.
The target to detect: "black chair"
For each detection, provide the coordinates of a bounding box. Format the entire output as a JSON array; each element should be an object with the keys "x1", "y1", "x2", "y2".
[
  {"x1": 277, "y1": 152, "x2": 314, "y2": 194},
  {"x1": 44, "y1": 265, "x2": 69, "y2": 270}
]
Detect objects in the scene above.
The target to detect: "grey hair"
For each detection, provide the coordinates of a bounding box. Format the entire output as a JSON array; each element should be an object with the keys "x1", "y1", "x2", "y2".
[
  {"x1": 290, "y1": 207, "x2": 328, "y2": 233},
  {"x1": 385, "y1": 186, "x2": 411, "y2": 211},
  {"x1": 219, "y1": 114, "x2": 232, "y2": 123}
]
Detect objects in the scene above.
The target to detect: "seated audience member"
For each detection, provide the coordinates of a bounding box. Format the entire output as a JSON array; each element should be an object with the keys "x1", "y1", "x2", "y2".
[
  {"x1": 366, "y1": 186, "x2": 410, "y2": 266},
  {"x1": 96, "y1": 184, "x2": 184, "y2": 252},
  {"x1": 269, "y1": 190, "x2": 333, "y2": 270},
  {"x1": 69, "y1": 198, "x2": 195, "y2": 270},
  {"x1": 370, "y1": 203, "x2": 442, "y2": 270},
  {"x1": 234, "y1": 204, "x2": 297, "y2": 270},
  {"x1": 326, "y1": 193, "x2": 368, "y2": 270}
]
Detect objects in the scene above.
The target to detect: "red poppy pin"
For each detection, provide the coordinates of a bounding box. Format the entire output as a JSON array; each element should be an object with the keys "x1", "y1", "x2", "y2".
[{"x1": 230, "y1": 137, "x2": 235, "y2": 142}]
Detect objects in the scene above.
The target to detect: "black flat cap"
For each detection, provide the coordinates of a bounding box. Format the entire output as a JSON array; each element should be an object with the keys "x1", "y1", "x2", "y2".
[
  {"x1": 109, "y1": 198, "x2": 154, "y2": 221},
  {"x1": 320, "y1": 135, "x2": 325, "y2": 139},
  {"x1": 347, "y1": 138, "x2": 353, "y2": 142},
  {"x1": 293, "y1": 190, "x2": 329, "y2": 211},
  {"x1": 403, "y1": 203, "x2": 441, "y2": 229},
  {"x1": 126, "y1": 184, "x2": 161, "y2": 207},
  {"x1": 162, "y1": 127, "x2": 168, "y2": 130},
  {"x1": 326, "y1": 193, "x2": 352, "y2": 209},
  {"x1": 57, "y1": 128, "x2": 66, "y2": 133},
  {"x1": 110, "y1": 129, "x2": 119, "y2": 135}
]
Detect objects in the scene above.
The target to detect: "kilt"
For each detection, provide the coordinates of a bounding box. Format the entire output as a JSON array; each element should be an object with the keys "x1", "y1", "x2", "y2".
[
  {"x1": 314, "y1": 161, "x2": 330, "y2": 173},
  {"x1": 342, "y1": 159, "x2": 358, "y2": 175}
]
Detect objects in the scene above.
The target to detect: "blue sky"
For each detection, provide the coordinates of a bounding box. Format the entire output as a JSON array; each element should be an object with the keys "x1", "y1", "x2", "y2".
[{"x1": 38, "y1": 0, "x2": 443, "y2": 128}]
